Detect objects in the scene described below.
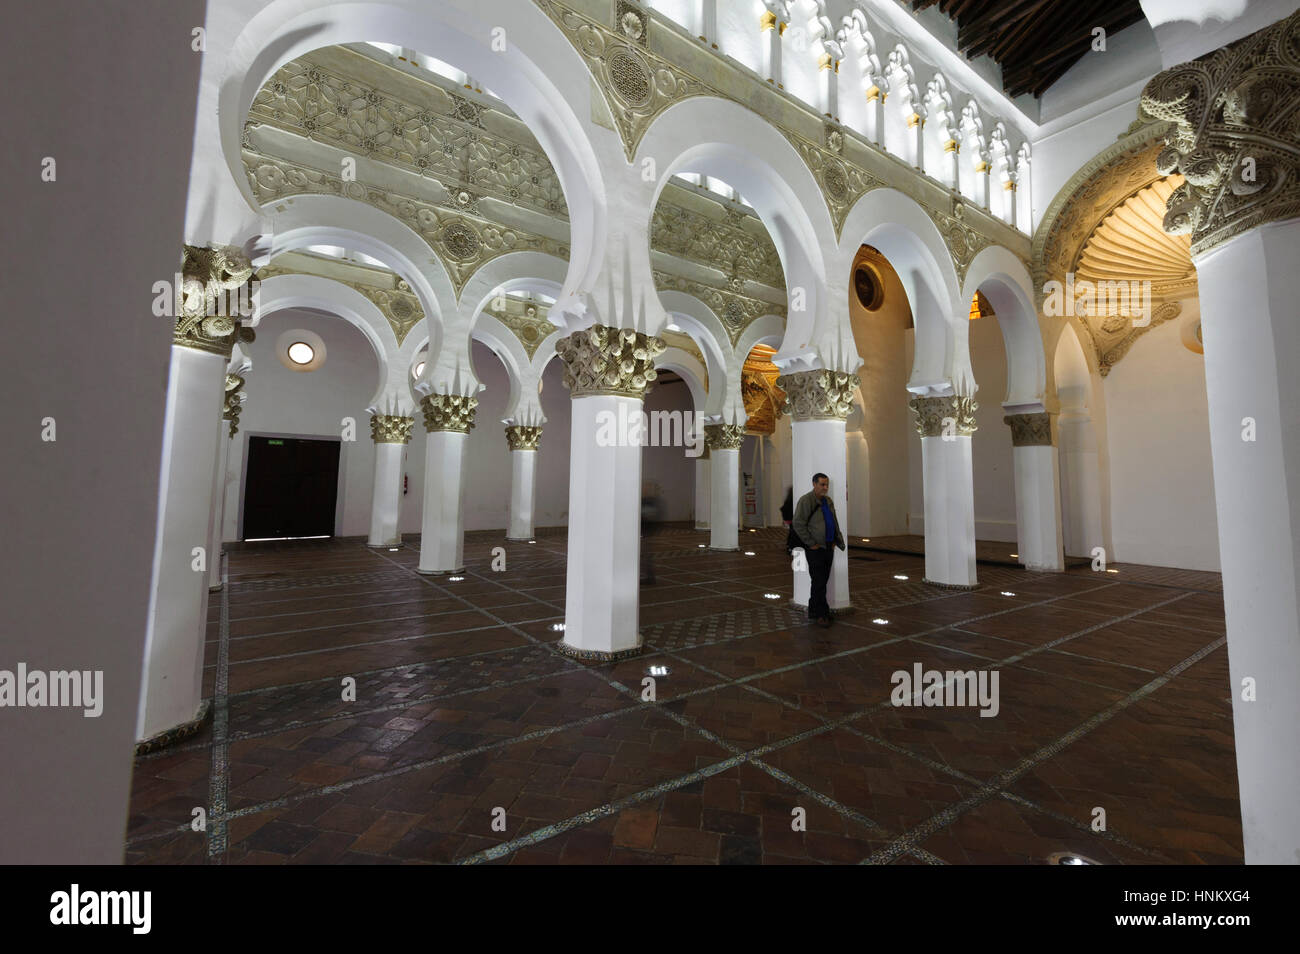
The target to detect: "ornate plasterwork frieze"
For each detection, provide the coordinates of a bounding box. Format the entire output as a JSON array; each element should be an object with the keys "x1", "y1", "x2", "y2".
[
  {"x1": 651, "y1": 190, "x2": 784, "y2": 287},
  {"x1": 1141, "y1": 9, "x2": 1300, "y2": 257},
  {"x1": 175, "y1": 245, "x2": 258, "y2": 356},
  {"x1": 909, "y1": 394, "x2": 977, "y2": 437},
  {"x1": 704, "y1": 423, "x2": 746, "y2": 450},
  {"x1": 222, "y1": 373, "x2": 247, "y2": 437},
  {"x1": 776, "y1": 369, "x2": 859, "y2": 422},
  {"x1": 370, "y1": 414, "x2": 415, "y2": 444},
  {"x1": 923, "y1": 196, "x2": 993, "y2": 286},
  {"x1": 534, "y1": 0, "x2": 709, "y2": 160},
  {"x1": 244, "y1": 151, "x2": 571, "y2": 297},
  {"x1": 505, "y1": 424, "x2": 544, "y2": 450},
  {"x1": 555, "y1": 323, "x2": 666, "y2": 398},
  {"x1": 248, "y1": 51, "x2": 568, "y2": 218},
  {"x1": 421, "y1": 393, "x2": 478, "y2": 433},
  {"x1": 1003, "y1": 412, "x2": 1053, "y2": 447},
  {"x1": 1084, "y1": 300, "x2": 1183, "y2": 377},
  {"x1": 652, "y1": 270, "x2": 785, "y2": 345},
  {"x1": 484, "y1": 303, "x2": 558, "y2": 360},
  {"x1": 257, "y1": 259, "x2": 425, "y2": 346},
  {"x1": 788, "y1": 130, "x2": 886, "y2": 241}
]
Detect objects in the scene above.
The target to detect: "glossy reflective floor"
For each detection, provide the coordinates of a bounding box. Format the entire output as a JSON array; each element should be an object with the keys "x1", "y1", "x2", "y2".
[{"x1": 125, "y1": 527, "x2": 1241, "y2": 864}]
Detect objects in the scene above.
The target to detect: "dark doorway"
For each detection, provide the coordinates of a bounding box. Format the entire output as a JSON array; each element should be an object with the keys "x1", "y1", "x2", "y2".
[{"x1": 242, "y1": 436, "x2": 341, "y2": 540}]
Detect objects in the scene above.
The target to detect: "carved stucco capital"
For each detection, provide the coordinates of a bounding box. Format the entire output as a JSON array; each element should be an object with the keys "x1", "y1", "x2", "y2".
[
  {"x1": 909, "y1": 394, "x2": 978, "y2": 438},
  {"x1": 1003, "y1": 412, "x2": 1053, "y2": 447},
  {"x1": 555, "y1": 324, "x2": 666, "y2": 399},
  {"x1": 704, "y1": 423, "x2": 746, "y2": 450},
  {"x1": 1141, "y1": 9, "x2": 1300, "y2": 256},
  {"x1": 175, "y1": 244, "x2": 258, "y2": 357},
  {"x1": 505, "y1": 425, "x2": 543, "y2": 451},
  {"x1": 421, "y1": 393, "x2": 478, "y2": 434},
  {"x1": 776, "y1": 369, "x2": 859, "y2": 422},
  {"x1": 370, "y1": 414, "x2": 415, "y2": 444}
]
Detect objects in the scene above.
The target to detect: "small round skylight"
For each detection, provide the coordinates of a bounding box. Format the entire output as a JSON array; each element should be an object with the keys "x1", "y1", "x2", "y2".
[{"x1": 287, "y1": 342, "x2": 315, "y2": 365}]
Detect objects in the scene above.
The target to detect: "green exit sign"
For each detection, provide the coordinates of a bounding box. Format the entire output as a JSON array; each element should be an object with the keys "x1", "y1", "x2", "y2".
[{"x1": 267, "y1": 439, "x2": 285, "y2": 446}]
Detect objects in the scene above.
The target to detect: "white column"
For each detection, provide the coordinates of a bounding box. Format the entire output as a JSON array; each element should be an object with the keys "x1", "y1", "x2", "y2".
[
  {"x1": 138, "y1": 344, "x2": 230, "y2": 741},
  {"x1": 367, "y1": 414, "x2": 413, "y2": 548},
  {"x1": 1005, "y1": 413, "x2": 1064, "y2": 571},
  {"x1": 694, "y1": 456, "x2": 711, "y2": 529},
  {"x1": 818, "y1": 55, "x2": 839, "y2": 118},
  {"x1": 138, "y1": 245, "x2": 254, "y2": 744},
  {"x1": 975, "y1": 160, "x2": 991, "y2": 211},
  {"x1": 556, "y1": 325, "x2": 665, "y2": 658},
  {"x1": 1195, "y1": 218, "x2": 1300, "y2": 864},
  {"x1": 417, "y1": 394, "x2": 476, "y2": 574},
  {"x1": 907, "y1": 113, "x2": 925, "y2": 169},
  {"x1": 760, "y1": 12, "x2": 785, "y2": 87},
  {"x1": 706, "y1": 423, "x2": 744, "y2": 550},
  {"x1": 911, "y1": 395, "x2": 978, "y2": 587},
  {"x1": 696, "y1": 0, "x2": 717, "y2": 43},
  {"x1": 780, "y1": 370, "x2": 859, "y2": 612},
  {"x1": 565, "y1": 393, "x2": 645, "y2": 656},
  {"x1": 944, "y1": 139, "x2": 962, "y2": 192},
  {"x1": 865, "y1": 87, "x2": 885, "y2": 146},
  {"x1": 206, "y1": 418, "x2": 230, "y2": 591},
  {"x1": 1003, "y1": 179, "x2": 1018, "y2": 229},
  {"x1": 506, "y1": 425, "x2": 542, "y2": 541}
]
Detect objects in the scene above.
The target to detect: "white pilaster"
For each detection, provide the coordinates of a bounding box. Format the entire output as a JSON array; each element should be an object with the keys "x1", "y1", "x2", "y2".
[
  {"x1": 761, "y1": 14, "x2": 785, "y2": 87},
  {"x1": 1057, "y1": 407, "x2": 1105, "y2": 558}
]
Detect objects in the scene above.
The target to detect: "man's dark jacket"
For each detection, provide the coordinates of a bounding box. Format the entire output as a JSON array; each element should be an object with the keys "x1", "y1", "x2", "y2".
[{"x1": 792, "y1": 491, "x2": 846, "y2": 551}]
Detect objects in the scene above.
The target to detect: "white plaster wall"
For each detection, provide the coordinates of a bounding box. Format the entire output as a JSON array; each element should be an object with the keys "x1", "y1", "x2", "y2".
[
  {"x1": 642, "y1": 379, "x2": 700, "y2": 523},
  {"x1": 970, "y1": 313, "x2": 1018, "y2": 543},
  {"x1": 1031, "y1": 93, "x2": 1145, "y2": 234},
  {"x1": 1102, "y1": 299, "x2": 1220, "y2": 570},
  {"x1": 224, "y1": 309, "x2": 380, "y2": 540},
  {"x1": 717, "y1": 0, "x2": 764, "y2": 74}
]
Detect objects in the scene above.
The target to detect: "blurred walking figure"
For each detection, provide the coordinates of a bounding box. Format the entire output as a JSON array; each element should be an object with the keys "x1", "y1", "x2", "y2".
[
  {"x1": 792, "y1": 473, "x2": 845, "y2": 627},
  {"x1": 640, "y1": 480, "x2": 663, "y2": 585},
  {"x1": 780, "y1": 487, "x2": 793, "y2": 525}
]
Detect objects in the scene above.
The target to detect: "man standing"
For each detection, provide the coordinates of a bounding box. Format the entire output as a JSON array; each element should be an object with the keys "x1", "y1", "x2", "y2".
[{"x1": 792, "y1": 473, "x2": 845, "y2": 627}]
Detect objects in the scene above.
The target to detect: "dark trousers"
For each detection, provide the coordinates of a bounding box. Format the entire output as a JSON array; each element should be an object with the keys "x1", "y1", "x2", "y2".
[{"x1": 807, "y1": 546, "x2": 834, "y2": 620}]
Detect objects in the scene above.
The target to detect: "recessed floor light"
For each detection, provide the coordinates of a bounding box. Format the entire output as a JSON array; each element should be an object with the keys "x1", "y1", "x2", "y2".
[
  {"x1": 1010, "y1": 553, "x2": 1019, "y2": 558},
  {"x1": 698, "y1": 544, "x2": 706, "y2": 549},
  {"x1": 872, "y1": 618, "x2": 889, "y2": 625},
  {"x1": 1106, "y1": 568, "x2": 1119, "y2": 574},
  {"x1": 763, "y1": 593, "x2": 780, "y2": 600},
  {"x1": 1048, "y1": 851, "x2": 1100, "y2": 865},
  {"x1": 1001, "y1": 591, "x2": 1016, "y2": 597},
  {"x1": 862, "y1": 538, "x2": 870, "y2": 542},
  {"x1": 744, "y1": 551, "x2": 755, "y2": 556},
  {"x1": 448, "y1": 576, "x2": 464, "y2": 581},
  {"x1": 894, "y1": 574, "x2": 909, "y2": 580},
  {"x1": 748, "y1": 529, "x2": 756, "y2": 532},
  {"x1": 388, "y1": 548, "x2": 399, "y2": 552},
  {"x1": 551, "y1": 623, "x2": 565, "y2": 631},
  {"x1": 648, "y1": 665, "x2": 669, "y2": 677}
]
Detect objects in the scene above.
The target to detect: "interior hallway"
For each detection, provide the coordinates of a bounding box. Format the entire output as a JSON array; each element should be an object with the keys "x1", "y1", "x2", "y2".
[{"x1": 125, "y1": 527, "x2": 1240, "y2": 865}]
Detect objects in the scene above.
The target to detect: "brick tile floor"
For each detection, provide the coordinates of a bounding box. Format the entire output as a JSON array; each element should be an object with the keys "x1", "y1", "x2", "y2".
[{"x1": 125, "y1": 526, "x2": 1242, "y2": 865}]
